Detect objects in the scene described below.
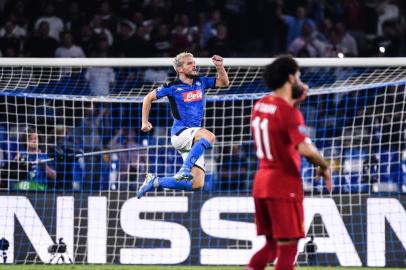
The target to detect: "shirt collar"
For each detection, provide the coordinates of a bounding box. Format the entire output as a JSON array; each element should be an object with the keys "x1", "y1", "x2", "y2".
[{"x1": 176, "y1": 77, "x2": 198, "y2": 86}]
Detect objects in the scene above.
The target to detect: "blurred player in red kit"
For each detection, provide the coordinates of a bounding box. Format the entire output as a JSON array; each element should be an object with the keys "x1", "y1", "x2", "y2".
[{"x1": 246, "y1": 56, "x2": 332, "y2": 270}]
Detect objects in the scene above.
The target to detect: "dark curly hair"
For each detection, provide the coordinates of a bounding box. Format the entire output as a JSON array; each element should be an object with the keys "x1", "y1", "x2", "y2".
[{"x1": 263, "y1": 55, "x2": 299, "y2": 90}]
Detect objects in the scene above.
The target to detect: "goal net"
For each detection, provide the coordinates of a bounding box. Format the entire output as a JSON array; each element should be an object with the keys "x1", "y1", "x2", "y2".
[{"x1": 0, "y1": 58, "x2": 405, "y2": 266}]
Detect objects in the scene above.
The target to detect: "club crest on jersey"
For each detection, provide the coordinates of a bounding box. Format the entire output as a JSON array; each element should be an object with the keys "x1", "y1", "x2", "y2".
[{"x1": 183, "y1": 90, "x2": 203, "y2": 102}]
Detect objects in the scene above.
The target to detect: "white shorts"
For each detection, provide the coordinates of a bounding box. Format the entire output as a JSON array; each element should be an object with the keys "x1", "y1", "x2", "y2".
[{"x1": 171, "y1": 127, "x2": 205, "y2": 171}]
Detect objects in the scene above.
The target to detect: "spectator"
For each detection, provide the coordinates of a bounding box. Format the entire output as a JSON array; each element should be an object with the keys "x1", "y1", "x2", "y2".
[
  {"x1": 130, "y1": 10, "x2": 148, "y2": 29},
  {"x1": 85, "y1": 61, "x2": 115, "y2": 96},
  {"x1": 288, "y1": 22, "x2": 326, "y2": 57},
  {"x1": 143, "y1": 67, "x2": 168, "y2": 83},
  {"x1": 376, "y1": 0, "x2": 399, "y2": 36},
  {"x1": 8, "y1": 1, "x2": 30, "y2": 30},
  {"x1": 207, "y1": 23, "x2": 232, "y2": 56},
  {"x1": 0, "y1": 0, "x2": 403, "y2": 58},
  {"x1": 151, "y1": 23, "x2": 171, "y2": 56},
  {"x1": 0, "y1": 18, "x2": 26, "y2": 39},
  {"x1": 98, "y1": 1, "x2": 117, "y2": 33},
  {"x1": 64, "y1": 2, "x2": 86, "y2": 41},
  {"x1": 11, "y1": 127, "x2": 56, "y2": 191},
  {"x1": 26, "y1": 21, "x2": 58, "y2": 57},
  {"x1": 116, "y1": 0, "x2": 139, "y2": 18},
  {"x1": 171, "y1": 24, "x2": 191, "y2": 54},
  {"x1": 92, "y1": 35, "x2": 113, "y2": 57},
  {"x1": 131, "y1": 25, "x2": 154, "y2": 57},
  {"x1": 109, "y1": 128, "x2": 147, "y2": 187},
  {"x1": 34, "y1": 3, "x2": 64, "y2": 41},
  {"x1": 260, "y1": 0, "x2": 287, "y2": 56},
  {"x1": 172, "y1": 14, "x2": 199, "y2": 52},
  {"x1": 315, "y1": 18, "x2": 333, "y2": 42},
  {"x1": 114, "y1": 21, "x2": 136, "y2": 57},
  {"x1": 143, "y1": 0, "x2": 169, "y2": 21},
  {"x1": 323, "y1": 27, "x2": 345, "y2": 57},
  {"x1": 342, "y1": 0, "x2": 364, "y2": 31},
  {"x1": 78, "y1": 24, "x2": 96, "y2": 56},
  {"x1": 217, "y1": 144, "x2": 248, "y2": 190},
  {"x1": 375, "y1": 20, "x2": 401, "y2": 57},
  {"x1": 308, "y1": 0, "x2": 344, "y2": 25},
  {"x1": 0, "y1": 20, "x2": 24, "y2": 56},
  {"x1": 55, "y1": 31, "x2": 86, "y2": 58},
  {"x1": 129, "y1": 10, "x2": 155, "y2": 47},
  {"x1": 336, "y1": 22, "x2": 358, "y2": 57},
  {"x1": 223, "y1": 0, "x2": 247, "y2": 42},
  {"x1": 48, "y1": 126, "x2": 80, "y2": 190},
  {"x1": 177, "y1": 14, "x2": 200, "y2": 44},
  {"x1": 90, "y1": 14, "x2": 114, "y2": 47},
  {"x1": 72, "y1": 104, "x2": 107, "y2": 191},
  {"x1": 201, "y1": 9, "x2": 223, "y2": 47},
  {"x1": 281, "y1": 6, "x2": 316, "y2": 48}
]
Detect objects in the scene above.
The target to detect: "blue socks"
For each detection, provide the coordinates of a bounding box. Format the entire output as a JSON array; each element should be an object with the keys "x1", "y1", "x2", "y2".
[
  {"x1": 157, "y1": 138, "x2": 212, "y2": 191},
  {"x1": 182, "y1": 137, "x2": 212, "y2": 170},
  {"x1": 158, "y1": 177, "x2": 193, "y2": 191}
]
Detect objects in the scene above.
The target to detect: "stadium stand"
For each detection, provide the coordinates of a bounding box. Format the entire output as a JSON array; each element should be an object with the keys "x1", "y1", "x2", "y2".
[{"x1": 0, "y1": 0, "x2": 405, "y2": 58}]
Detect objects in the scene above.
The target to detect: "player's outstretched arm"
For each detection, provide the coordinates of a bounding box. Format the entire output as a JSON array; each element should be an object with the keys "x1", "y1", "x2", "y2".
[
  {"x1": 212, "y1": 55, "x2": 230, "y2": 87},
  {"x1": 141, "y1": 90, "x2": 157, "y2": 133},
  {"x1": 297, "y1": 141, "x2": 333, "y2": 192}
]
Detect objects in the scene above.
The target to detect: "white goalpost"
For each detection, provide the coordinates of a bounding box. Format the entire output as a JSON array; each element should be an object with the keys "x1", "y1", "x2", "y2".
[{"x1": 0, "y1": 57, "x2": 405, "y2": 266}]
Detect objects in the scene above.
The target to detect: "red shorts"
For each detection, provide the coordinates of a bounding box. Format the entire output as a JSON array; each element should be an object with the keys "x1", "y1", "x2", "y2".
[{"x1": 254, "y1": 198, "x2": 305, "y2": 239}]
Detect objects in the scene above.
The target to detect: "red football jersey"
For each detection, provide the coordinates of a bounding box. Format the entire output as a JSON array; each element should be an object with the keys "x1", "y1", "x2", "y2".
[{"x1": 251, "y1": 95, "x2": 309, "y2": 200}]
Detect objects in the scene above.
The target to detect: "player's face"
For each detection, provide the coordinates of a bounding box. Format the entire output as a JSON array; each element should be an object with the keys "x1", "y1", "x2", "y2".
[
  {"x1": 180, "y1": 56, "x2": 198, "y2": 79},
  {"x1": 291, "y1": 71, "x2": 307, "y2": 99},
  {"x1": 28, "y1": 133, "x2": 39, "y2": 151}
]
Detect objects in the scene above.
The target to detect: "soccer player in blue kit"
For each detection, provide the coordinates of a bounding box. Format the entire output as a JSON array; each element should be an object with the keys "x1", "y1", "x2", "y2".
[{"x1": 137, "y1": 52, "x2": 229, "y2": 198}]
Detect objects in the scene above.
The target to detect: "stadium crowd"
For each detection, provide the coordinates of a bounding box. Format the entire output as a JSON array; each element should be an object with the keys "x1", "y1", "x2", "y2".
[
  {"x1": 0, "y1": 0, "x2": 405, "y2": 58},
  {"x1": 0, "y1": 0, "x2": 405, "y2": 193}
]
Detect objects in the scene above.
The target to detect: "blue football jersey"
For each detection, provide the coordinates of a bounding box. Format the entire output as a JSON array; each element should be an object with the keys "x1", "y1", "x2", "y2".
[
  {"x1": 19, "y1": 151, "x2": 49, "y2": 185},
  {"x1": 155, "y1": 76, "x2": 216, "y2": 136}
]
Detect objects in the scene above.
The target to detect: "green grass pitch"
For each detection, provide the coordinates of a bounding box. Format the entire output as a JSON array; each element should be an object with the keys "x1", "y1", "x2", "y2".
[{"x1": 0, "y1": 266, "x2": 404, "y2": 270}]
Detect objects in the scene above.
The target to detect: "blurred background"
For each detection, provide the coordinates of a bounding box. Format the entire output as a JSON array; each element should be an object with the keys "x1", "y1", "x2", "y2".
[{"x1": 0, "y1": 0, "x2": 405, "y2": 58}]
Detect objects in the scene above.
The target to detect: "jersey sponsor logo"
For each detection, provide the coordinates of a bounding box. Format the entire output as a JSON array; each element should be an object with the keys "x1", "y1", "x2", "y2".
[
  {"x1": 196, "y1": 81, "x2": 201, "y2": 86},
  {"x1": 183, "y1": 90, "x2": 203, "y2": 102},
  {"x1": 176, "y1": 87, "x2": 184, "y2": 91}
]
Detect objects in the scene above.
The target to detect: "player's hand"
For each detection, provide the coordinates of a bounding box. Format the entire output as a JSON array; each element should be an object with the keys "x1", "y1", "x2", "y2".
[
  {"x1": 212, "y1": 55, "x2": 224, "y2": 67},
  {"x1": 293, "y1": 84, "x2": 309, "y2": 107},
  {"x1": 317, "y1": 166, "x2": 332, "y2": 193},
  {"x1": 141, "y1": 121, "x2": 153, "y2": 133}
]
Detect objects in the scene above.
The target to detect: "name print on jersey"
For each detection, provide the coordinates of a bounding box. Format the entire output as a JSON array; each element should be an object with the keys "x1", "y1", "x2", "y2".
[
  {"x1": 183, "y1": 90, "x2": 203, "y2": 102},
  {"x1": 254, "y1": 102, "x2": 277, "y2": 114}
]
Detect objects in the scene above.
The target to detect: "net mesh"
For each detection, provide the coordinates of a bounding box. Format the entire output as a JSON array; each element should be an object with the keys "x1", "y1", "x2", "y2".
[{"x1": 0, "y1": 61, "x2": 405, "y2": 266}]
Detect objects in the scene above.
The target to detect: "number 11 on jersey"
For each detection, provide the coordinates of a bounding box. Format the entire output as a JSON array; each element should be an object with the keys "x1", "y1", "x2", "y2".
[{"x1": 252, "y1": 116, "x2": 273, "y2": 160}]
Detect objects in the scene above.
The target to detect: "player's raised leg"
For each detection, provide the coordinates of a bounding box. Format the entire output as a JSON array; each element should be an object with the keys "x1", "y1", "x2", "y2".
[
  {"x1": 136, "y1": 173, "x2": 159, "y2": 199},
  {"x1": 174, "y1": 128, "x2": 215, "y2": 180},
  {"x1": 156, "y1": 165, "x2": 205, "y2": 190},
  {"x1": 137, "y1": 163, "x2": 206, "y2": 199},
  {"x1": 136, "y1": 162, "x2": 206, "y2": 198}
]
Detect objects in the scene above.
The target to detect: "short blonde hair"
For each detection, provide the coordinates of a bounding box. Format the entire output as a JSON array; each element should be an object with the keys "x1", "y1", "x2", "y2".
[{"x1": 173, "y1": 52, "x2": 194, "y2": 72}]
